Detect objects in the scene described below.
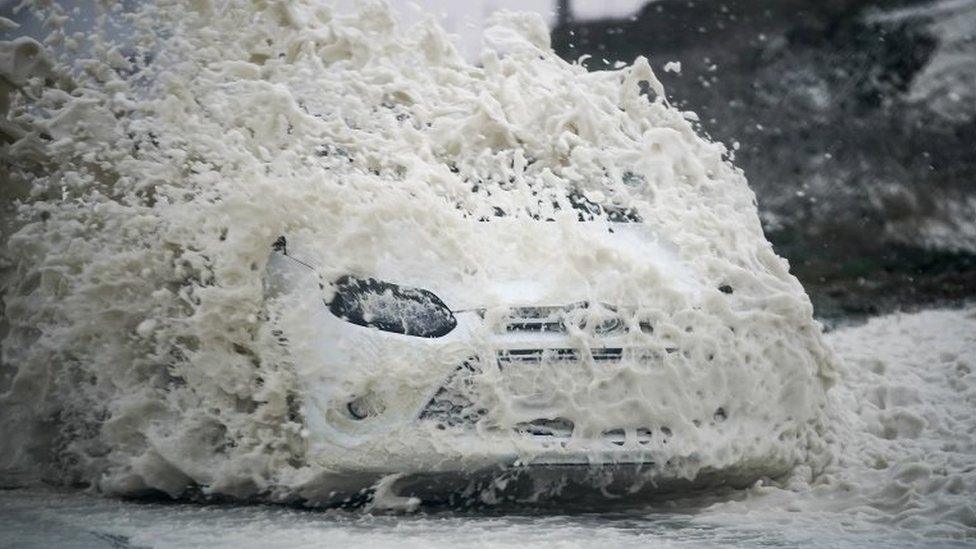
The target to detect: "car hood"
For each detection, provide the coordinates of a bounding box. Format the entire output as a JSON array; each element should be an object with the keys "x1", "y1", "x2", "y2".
[{"x1": 283, "y1": 219, "x2": 703, "y2": 311}]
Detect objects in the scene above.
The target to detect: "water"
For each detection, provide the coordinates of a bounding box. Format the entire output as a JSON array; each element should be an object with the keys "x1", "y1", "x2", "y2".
[{"x1": 0, "y1": 487, "x2": 946, "y2": 548}]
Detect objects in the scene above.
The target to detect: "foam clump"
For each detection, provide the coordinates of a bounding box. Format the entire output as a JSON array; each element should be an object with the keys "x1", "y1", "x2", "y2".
[
  {"x1": 0, "y1": 1, "x2": 834, "y2": 501},
  {"x1": 701, "y1": 307, "x2": 976, "y2": 540}
]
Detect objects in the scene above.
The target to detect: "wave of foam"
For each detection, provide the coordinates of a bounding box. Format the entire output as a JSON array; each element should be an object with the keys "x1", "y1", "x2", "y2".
[{"x1": 0, "y1": 1, "x2": 834, "y2": 503}]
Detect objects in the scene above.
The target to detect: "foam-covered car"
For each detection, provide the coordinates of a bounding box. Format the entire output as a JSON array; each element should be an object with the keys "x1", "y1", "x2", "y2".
[{"x1": 263, "y1": 196, "x2": 828, "y2": 503}]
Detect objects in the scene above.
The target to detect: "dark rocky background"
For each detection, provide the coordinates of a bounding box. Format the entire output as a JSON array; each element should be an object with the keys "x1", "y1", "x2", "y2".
[{"x1": 552, "y1": 0, "x2": 976, "y2": 320}]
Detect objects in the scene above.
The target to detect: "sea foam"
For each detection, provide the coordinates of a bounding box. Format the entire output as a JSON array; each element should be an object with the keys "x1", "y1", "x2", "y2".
[{"x1": 0, "y1": 1, "x2": 834, "y2": 502}]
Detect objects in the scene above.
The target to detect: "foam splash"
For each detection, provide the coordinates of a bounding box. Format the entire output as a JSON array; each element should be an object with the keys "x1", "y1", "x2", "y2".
[
  {"x1": 1, "y1": 1, "x2": 833, "y2": 503},
  {"x1": 700, "y1": 307, "x2": 976, "y2": 540}
]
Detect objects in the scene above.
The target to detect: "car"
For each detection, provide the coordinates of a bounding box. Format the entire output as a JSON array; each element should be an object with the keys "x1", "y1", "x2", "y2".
[{"x1": 260, "y1": 195, "x2": 812, "y2": 506}]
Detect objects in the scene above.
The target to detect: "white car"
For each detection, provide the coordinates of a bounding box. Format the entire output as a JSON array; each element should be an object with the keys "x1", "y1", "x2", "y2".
[{"x1": 262, "y1": 200, "x2": 801, "y2": 505}]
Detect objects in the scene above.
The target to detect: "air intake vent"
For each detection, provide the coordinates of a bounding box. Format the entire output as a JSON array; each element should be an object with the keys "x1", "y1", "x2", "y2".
[
  {"x1": 497, "y1": 347, "x2": 624, "y2": 365},
  {"x1": 515, "y1": 417, "x2": 574, "y2": 438},
  {"x1": 496, "y1": 305, "x2": 573, "y2": 333},
  {"x1": 487, "y1": 303, "x2": 626, "y2": 336}
]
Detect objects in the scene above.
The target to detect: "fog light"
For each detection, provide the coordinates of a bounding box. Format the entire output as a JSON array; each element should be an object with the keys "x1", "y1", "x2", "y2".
[{"x1": 347, "y1": 393, "x2": 385, "y2": 420}]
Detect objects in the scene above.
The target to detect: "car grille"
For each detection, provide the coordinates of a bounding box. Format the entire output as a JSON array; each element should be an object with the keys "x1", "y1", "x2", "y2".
[
  {"x1": 496, "y1": 347, "x2": 624, "y2": 365},
  {"x1": 485, "y1": 302, "x2": 630, "y2": 336},
  {"x1": 500, "y1": 305, "x2": 569, "y2": 333},
  {"x1": 415, "y1": 305, "x2": 728, "y2": 450},
  {"x1": 419, "y1": 304, "x2": 663, "y2": 444}
]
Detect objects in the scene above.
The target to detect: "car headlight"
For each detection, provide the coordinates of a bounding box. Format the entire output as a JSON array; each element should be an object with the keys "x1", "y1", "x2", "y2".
[{"x1": 327, "y1": 275, "x2": 457, "y2": 338}]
